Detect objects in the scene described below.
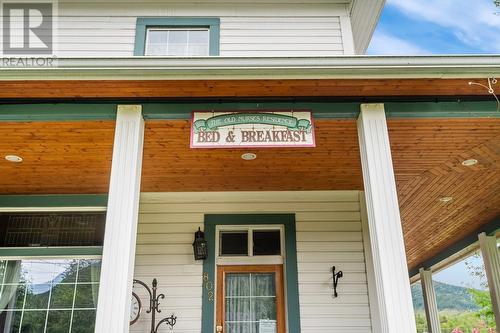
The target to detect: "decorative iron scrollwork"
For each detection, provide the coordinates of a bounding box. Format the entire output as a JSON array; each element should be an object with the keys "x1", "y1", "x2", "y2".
[
  {"x1": 332, "y1": 266, "x2": 343, "y2": 298},
  {"x1": 132, "y1": 279, "x2": 177, "y2": 331}
]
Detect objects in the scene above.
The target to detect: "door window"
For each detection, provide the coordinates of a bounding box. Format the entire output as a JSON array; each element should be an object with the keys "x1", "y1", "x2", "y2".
[{"x1": 217, "y1": 265, "x2": 285, "y2": 333}]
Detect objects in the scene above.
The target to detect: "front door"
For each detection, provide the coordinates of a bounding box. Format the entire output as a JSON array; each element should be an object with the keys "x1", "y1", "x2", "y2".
[{"x1": 216, "y1": 265, "x2": 285, "y2": 333}]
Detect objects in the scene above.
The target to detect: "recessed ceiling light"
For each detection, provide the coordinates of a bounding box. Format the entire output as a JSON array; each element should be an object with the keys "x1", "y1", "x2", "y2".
[
  {"x1": 439, "y1": 196, "x2": 453, "y2": 203},
  {"x1": 461, "y1": 159, "x2": 478, "y2": 166},
  {"x1": 241, "y1": 153, "x2": 257, "y2": 161},
  {"x1": 5, "y1": 155, "x2": 23, "y2": 163}
]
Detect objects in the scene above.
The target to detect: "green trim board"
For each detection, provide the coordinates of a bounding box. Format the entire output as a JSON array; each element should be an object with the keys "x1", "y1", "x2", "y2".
[
  {"x1": 384, "y1": 101, "x2": 500, "y2": 118},
  {"x1": 0, "y1": 194, "x2": 108, "y2": 208},
  {"x1": 202, "y1": 214, "x2": 301, "y2": 333},
  {"x1": 0, "y1": 101, "x2": 499, "y2": 122},
  {"x1": 134, "y1": 17, "x2": 220, "y2": 56},
  {"x1": 0, "y1": 246, "x2": 103, "y2": 257},
  {"x1": 0, "y1": 103, "x2": 117, "y2": 121},
  {"x1": 408, "y1": 216, "x2": 500, "y2": 278}
]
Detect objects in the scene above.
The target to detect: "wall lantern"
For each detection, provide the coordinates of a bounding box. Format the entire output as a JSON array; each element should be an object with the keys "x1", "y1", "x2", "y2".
[{"x1": 193, "y1": 227, "x2": 208, "y2": 260}]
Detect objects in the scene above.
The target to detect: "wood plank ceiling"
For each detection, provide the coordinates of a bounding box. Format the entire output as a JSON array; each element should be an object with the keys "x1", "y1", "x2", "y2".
[{"x1": 0, "y1": 117, "x2": 498, "y2": 273}]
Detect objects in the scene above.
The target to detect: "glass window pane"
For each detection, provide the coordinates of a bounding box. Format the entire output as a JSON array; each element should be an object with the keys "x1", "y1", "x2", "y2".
[
  {"x1": 220, "y1": 232, "x2": 248, "y2": 256},
  {"x1": 3, "y1": 284, "x2": 26, "y2": 310},
  {"x1": 253, "y1": 230, "x2": 281, "y2": 256},
  {"x1": 71, "y1": 310, "x2": 96, "y2": 333},
  {"x1": 76, "y1": 260, "x2": 101, "y2": 283},
  {"x1": 0, "y1": 260, "x2": 6, "y2": 282},
  {"x1": 252, "y1": 273, "x2": 275, "y2": 296},
  {"x1": 57, "y1": 261, "x2": 78, "y2": 284},
  {"x1": 0, "y1": 311, "x2": 22, "y2": 332},
  {"x1": 50, "y1": 283, "x2": 75, "y2": 309},
  {"x1": 188, "y1": 43, "x2": 209, "y2": 56},
  {"x1": 225, "y1": 298, "x2": 251, "y2": 322},
  {"x1": 146, "y1": 44, "x2": 166, "y2": 56},
  {"x1": 254, "y1": 298, "x2": 276, "y2": 321},
  {"x1": 5, "y1": 260, "x2": 23, "y2": 284},
  {"x1": 168, "y1": 30, "x2": 188, "y2": 43},
  {"x1": 147, "y1": 30, "x2": 168, "y2": 44},
  {"x1": 189, "y1": 30, "x2": 208, "y2": 43},
  {"x1": 74, "y1": 284, "x2": 98, "y2": 308},
  {"x1": 226, "y1": 273, "x2": 250, "y2": 297},
  {"x1": 24, "y1": 284, "x2": 51, "y2": 309},
  {"x1": 20, "y1": 310, "x2": 47, "y2": 332},
  {"x1": 46, "y1": 310, "x2": 71, "y2": 333}
]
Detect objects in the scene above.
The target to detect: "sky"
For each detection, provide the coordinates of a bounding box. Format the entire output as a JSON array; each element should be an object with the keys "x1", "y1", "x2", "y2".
[
  {"x1": 433, "y1": 255, "x2": 486, "y2": 290},
  {"x1": 368, "y1": 0, "x2": 498, "y2": 291},
  {"x1": 367, "y1": 0, "x2": 500, "y2": 55}
]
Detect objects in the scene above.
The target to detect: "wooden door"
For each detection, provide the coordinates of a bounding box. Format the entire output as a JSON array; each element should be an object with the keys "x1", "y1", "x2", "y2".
[{"x1": 216, "y1": 265, "x2": 286, "y2": 333}]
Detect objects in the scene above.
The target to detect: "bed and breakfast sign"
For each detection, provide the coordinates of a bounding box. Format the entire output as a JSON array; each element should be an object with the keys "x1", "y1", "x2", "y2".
[{"x1": 190, "y1": 111, "x2": 316, "y2": 148}]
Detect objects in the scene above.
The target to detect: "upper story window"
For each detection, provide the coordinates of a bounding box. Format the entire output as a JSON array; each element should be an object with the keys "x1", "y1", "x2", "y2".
[
  {"x1": 146, "y1": 28, "x2": 209, "y2": 56},
  {"x1": 135, "y1": 18, "x2": 220, "y2": 56}
]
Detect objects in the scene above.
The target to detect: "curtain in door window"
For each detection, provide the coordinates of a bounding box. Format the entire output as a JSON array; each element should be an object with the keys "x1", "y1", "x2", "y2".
[{"x1": 225, "y1": 273, "x2": 277, "y2": 333}]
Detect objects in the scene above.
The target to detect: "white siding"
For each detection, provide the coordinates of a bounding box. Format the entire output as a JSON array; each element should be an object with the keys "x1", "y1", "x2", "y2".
[
  {"x1": 54, "y1": 2, "x2": 348, "y2": 56},
  {"x1": 133, "y1": 191, "x2": 372, "y2": 333}
]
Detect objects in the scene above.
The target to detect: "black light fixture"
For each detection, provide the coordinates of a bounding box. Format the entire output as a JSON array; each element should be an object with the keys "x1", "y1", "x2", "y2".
[{"x1": 193, "y1": 227, "x2": 208, "y2": 260}]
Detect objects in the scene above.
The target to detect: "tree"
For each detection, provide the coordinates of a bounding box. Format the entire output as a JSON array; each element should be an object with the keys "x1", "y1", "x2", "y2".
[{"x1": 465, "y1": 252, "x2": 496, "y2": 331}]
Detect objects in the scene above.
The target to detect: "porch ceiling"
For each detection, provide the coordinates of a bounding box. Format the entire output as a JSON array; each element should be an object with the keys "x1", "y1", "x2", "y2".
[{"x1": 0, "y1": 117, "x2": 498, "y2": 273}]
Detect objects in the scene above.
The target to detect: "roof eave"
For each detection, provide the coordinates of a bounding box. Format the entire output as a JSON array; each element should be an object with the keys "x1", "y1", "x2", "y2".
[{"x1": 0, "y1": 55, "x2": 499, "y2": 80}]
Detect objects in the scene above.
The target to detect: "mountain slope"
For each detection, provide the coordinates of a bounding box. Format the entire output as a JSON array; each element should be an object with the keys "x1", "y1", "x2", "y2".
[{"x1": 412, "y1": 281, "x2": 479, "y2": 311}]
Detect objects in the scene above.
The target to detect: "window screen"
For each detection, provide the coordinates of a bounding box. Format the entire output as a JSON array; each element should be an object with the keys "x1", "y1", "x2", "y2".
[{"x1": 0, "y1": 212, "x2": 106, "y2": 247}]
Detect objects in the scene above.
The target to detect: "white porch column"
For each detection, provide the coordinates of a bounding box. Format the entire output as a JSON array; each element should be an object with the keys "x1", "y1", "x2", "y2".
[
  {"x1": 357, "y1": 103, "x2": 417, "y2": 333},
  {"x1": 479, "y1": 232, "x2": 500, "y2": 328},
  {"x1": 95, "y1": 105, "x2": 145, "y2": 333},
  {"x1": 419, "y1": 268, "x2": 441, "y2": 333}
]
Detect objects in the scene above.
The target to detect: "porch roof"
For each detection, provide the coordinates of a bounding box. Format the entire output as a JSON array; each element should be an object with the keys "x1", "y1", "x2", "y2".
[
  {"x1": 0, "y1": 55, "x2": 498, "y2": 278},
  {"x1": 0, "y1": 113, "x2": 498, "y2": 276}
]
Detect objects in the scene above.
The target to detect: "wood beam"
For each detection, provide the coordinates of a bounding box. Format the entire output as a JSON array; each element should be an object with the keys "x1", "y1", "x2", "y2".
[{"x1": 0, "y1": 78, "x2": 490, "y2": 99}]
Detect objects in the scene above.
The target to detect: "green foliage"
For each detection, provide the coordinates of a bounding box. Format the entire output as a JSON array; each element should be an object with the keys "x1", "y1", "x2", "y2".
[
  {"x1": 469, "y1": 289, "x2": 495, "y2": 327},
  {"x1": 415, "y1": 311, "x2": 495, "y2": 333},
  {"x1": 412, "y1": 279, "x2": 496, "y2": 332}
]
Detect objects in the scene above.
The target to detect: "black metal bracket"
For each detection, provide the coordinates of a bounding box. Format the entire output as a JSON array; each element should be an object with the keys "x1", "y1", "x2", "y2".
[
  {"x1": 332, "y1": 266, "x2": 343, "y2": 298},
  {"x1": 133, "y1": 278, "x2": 177, "y2": 332}
]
